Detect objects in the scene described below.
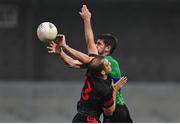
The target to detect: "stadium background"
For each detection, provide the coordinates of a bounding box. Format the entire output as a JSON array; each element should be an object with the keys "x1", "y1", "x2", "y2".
[{"x1": 0, "y1": 0, "x2": 179, "y2": 122}]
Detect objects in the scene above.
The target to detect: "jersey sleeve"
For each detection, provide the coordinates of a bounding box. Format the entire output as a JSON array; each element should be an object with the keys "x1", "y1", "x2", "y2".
[{"x1": 102, "y1": 93, "x2": 114, "y2": 108}]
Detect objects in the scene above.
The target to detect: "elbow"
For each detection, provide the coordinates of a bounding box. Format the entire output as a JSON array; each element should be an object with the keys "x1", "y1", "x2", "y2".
[
  {"x1": 67, "y1": 64, "x2": 77, "y2": 68},
  {"x1": 63, "y1": 62, "x2": 75, "y2": 68},
  {"x1": 67, "y1": 62, "x2": 80, "y2": 68},
  {"x1": 68, "y1": 65, "x2": 74, "y2": 68}
]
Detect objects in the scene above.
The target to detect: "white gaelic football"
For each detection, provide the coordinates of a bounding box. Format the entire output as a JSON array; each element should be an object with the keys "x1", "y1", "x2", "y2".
[{"x1": 37, "y1": 22, "x2": 58, "y2": 42}]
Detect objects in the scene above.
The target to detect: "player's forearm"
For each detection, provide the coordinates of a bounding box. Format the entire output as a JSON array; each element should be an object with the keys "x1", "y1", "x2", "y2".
[
  {"x1": 62, "y1": 44, "x2": 92, "y2": 64},
  {"x1": 103, "y1": 90, "x2": 117, "y2": 116},
  {"x1": 59, "y1": 49, "x2": 81, "y2": 68},
  {"x1": 84, "y1": 20, "x2": 94, "y2": 44},
  {"x1": 111, "y1": 89, "x2": 118, "y2": 113},
  {"x1": 83, "y1": 20, "x2": 98, "y2": 55}
]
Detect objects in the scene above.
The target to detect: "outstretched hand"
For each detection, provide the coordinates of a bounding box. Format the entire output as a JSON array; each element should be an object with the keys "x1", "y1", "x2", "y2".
[
  {"x1": 47, "y1": 34, "x2": 67, "y2": 54},
  {"x1": 47, "y1": 41, "x2": 61, "y2": 54},
  {"x1": 112, "y1": 76, "x2": 128, "y2": 92},
  {"x1": 79, "y1": 5, "x2": 91, "y2": 22}
]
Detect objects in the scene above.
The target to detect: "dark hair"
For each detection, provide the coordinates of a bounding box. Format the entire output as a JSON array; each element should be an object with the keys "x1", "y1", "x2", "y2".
[
  {"x1": 96, "y1": 33, "x2": 118, "y2": 54},
  {"x1": 87, "y1": 56, "x2": 105, "y2": 77}
]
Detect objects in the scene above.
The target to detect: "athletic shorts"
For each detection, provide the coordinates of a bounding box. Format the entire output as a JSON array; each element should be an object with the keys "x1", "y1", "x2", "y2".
[
  {"x1": 72, "y1": 113, "x2": 100, "y2": 123},
  {"x1": 103, "y1": 104, "x2": 133, "y2": 123}
]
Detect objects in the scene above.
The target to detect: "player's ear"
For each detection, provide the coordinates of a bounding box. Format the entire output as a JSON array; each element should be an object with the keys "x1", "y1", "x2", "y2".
[
  {"x1": 105, "y1": 45, "x2": 111, "y2": 53},
  {"x1": 101, "y1": 70, "x2": 106, "y2": 76}
]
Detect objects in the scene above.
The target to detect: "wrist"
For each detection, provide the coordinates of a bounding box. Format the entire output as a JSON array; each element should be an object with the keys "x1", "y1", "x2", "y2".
[
  {"x1": 55, "y1": 45, "x2": 61, "y2": 54},
  {"x1": 62, "y1": 44, "x2": 68, "y2": 49},
  {"x1": 84, "y1": 19, "x2": 91, "y2": 23}
]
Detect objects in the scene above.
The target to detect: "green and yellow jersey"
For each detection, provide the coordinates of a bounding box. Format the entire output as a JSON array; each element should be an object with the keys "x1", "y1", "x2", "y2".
[{"x1": 105, "y1": 55, "x2": 125, "y2": 105}]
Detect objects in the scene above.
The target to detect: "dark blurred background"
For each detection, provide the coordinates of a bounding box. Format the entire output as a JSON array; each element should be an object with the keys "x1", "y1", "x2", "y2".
[
  {"x1": 0, "y1": 0, "x2": 180, "y2": 122},
  {"x1": 0, "y1": 0, "x2": 180, "y2": 81}
]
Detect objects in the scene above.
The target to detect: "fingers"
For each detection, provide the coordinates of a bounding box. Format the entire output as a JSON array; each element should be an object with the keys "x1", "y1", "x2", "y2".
[
  {"x1": 80, "y1": 5, "x2": 89, "y2": 15},
  {"x1": 79, "y1": 12, "x2": 82, "y2": 16},
  {"x1": 47, "y1": 42, "x2": 56, "y2": 53},
  {"x1": 83, "y1": 5, "x2": 88, "y2": 11},
  {"x1": 56, "y1": 34, "x2": 64, "y2": 41},
  {"x1": 57, "y1": 34, "x2": 61, "y2": 36},
  {"x1": 120, "y1": 76, "x2": 128, "y2": 84},
  {"x1": 62, "y1": 35, "x2": 65, "y2": 41},
  {"x1": 84, "y1": 5, "x2": 89, "y2": 12},
  {"x1": 113, "y1": 76, "x2": 128, "y2": 90},
  {"x1": 59, "y1": 34, "x2": 64, "y2": 36},
  {"x1": 47, "y1": 46, "x2": 52, "y2": 50},
  {"x1": 47, "y1": 49, "x2": 54, "y2": 53},
  {"x1": 51, "y1": 41, "x2": 56, "y2": 45},
  {"x1": 121, "y1": 76, "x2": 128, "y2": 84},
  {"x1": 48, "y1": 50, "x2": 54, "y2": 53},
  {"x1": 81, "y1": 6, "x2": 85, "y2": 13},
  {"x1": 47, "y1": 46, "x2": 54, "y2": 53},
  {"x1": 49, "y1": 43, "x2": 54, "y2": 47},
  {"x1": 82, "y1": 5, "x2": 86, "y2": 12},
  {"x1": 47, "y1": 38, "x2": 62, "y2": 54},
  {"x1": 54, "y1": 35, "x2": 64, "y2": 43},
  {"x1": 123, "y1": 76, "x2": 128, "y2": 82},
  {"x1": 84, "y1": 5, "x2": 87, "y2": 9}
]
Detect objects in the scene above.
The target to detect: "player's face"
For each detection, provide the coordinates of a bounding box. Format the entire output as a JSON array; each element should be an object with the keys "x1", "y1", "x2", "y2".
[
  {"x1": 103, "y1": 59, "x2": 112, "y2": 74},
  {"x1": 96, "y1": 39, "x2": 106, "y2": 55}
]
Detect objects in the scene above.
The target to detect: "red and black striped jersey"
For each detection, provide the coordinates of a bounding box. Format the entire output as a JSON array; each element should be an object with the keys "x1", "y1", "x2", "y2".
[{"x1": 77, "y1": 75, "x2": 114, "y2": 119}]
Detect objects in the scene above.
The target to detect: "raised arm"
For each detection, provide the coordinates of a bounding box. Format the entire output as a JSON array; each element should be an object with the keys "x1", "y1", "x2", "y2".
[
  {"x1": 59, "y1": 48, "x2": 83, "y2": 68},
  {"x1": 47, "y1": 40, "x2": 83, "y2": 68},
  {"x1": 58, "y1": 35, "x2": 94, "y2": 64},
  {"x1": 79, "y1": 5, "x2": 98, "y2": 55}
]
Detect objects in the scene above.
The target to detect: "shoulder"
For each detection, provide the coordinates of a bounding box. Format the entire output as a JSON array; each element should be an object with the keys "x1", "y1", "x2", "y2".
[
  {"x1": 105, "y1": 55, "x2": 120, "y2": 66},
  {"x1": 105, "y1": 55, "x2": 118, "y2": 62}
]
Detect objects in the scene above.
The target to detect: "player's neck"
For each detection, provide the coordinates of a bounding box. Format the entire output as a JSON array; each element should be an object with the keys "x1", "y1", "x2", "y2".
[{"x1": 100, "y1": 75, "x2": 108, "y2": 80}]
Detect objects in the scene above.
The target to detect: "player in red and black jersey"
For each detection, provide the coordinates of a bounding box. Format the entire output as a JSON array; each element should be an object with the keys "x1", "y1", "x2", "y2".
[
  {"x1": 73, "y1": 76, "x2": 113, "y2": 122},
  {"x1": 73, "y1": 56, "x2": 113, "y2": 122},
  {"x1": 72, "y1": 56, "x2": 127, "y2": 122}
]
